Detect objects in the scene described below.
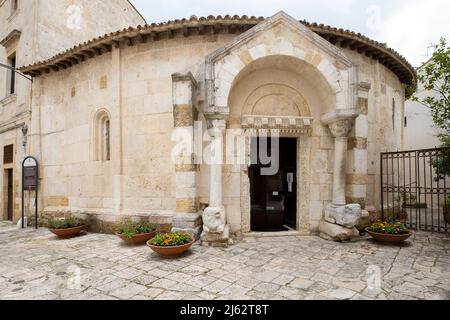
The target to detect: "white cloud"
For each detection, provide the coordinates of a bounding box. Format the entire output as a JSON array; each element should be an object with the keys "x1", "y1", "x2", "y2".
[
  {"x1": 130, "y1": 0, "x2": 449, "y2": 67},
  {"x1": 374, "y1": 0, "x2": 450, "y2": 67}
]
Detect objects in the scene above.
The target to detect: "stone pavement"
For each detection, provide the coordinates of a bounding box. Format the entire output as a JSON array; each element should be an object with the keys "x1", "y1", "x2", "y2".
[{"x1": 0, "y1": 221, "x2": 449, "y2": 300}]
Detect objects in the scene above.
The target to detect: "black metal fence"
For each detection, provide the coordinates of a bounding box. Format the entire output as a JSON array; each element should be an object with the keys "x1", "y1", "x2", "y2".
[{"x1": 381, "y1": 147, "x2": 450, "y2": 233}]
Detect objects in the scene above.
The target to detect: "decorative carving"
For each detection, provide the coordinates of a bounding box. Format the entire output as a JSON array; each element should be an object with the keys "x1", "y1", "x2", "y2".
[
  {"x1": 174, "y1": 104, "x2": 194, "y2": 127},
  {"x1": 298, "y1": 137, "x2": 311, "y2": 232},
  {"x1": 241, "y1": 115, "x2": 313, "y2": 135},
  {"x1": 242, "y1": 84, "x2": 311, "y2": 117},
  {"x1": 206, "y1": 118, "x2": 226, "y2": 137},
  {"x1": 202, "y1": 206, "x2": 226, "y2": 234},
  {"x1": 328, "y1": 119, "x2": 354, "y2": 138}
]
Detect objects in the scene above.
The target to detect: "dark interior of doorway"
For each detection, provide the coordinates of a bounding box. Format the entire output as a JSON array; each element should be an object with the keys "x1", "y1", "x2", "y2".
[{"x1": 250, "y1": 137, "x2": 297, "y2": 232}]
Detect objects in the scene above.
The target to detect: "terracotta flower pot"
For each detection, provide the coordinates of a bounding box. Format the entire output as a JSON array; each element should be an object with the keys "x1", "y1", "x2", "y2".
[
  {"x1": 398, "y1": 212, "x2": 408, "y2": 223},
  {"x1": 49, "y1": 225, "x2": 85, "y2": 239},
  {"x1": 147, "y1": 238, "x2": 195, "y2": 258},
  {"x1": 117, "y1": 231, "x2": 156, "y2": 246},
  {"x1": 365, "y1": 228, "x2": 413, "y2": 243}
]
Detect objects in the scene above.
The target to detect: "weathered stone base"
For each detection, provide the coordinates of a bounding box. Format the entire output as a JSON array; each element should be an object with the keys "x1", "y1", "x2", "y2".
[
  {"x1": 319, "y1": 221, "x2": 360, "y2": 242},
  {"x1": 39, "y1": 210, "x2": 172, "y2": 235},
  {"x1": 201, "y1": 225, "x2": 231, "y2": 248},
  {"x1": 355, "y1": 208, "x2": 374, "y2": 232},
  {"x1": 324, "y1": 204, "x2": 362, "y2": 228},
  {"x1": 172, "y1": 213, "x2": 203, "y2": 240}
]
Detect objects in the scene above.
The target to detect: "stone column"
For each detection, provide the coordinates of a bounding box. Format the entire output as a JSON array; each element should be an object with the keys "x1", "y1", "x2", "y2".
[
  {"x1": 111, "y1": 46, "x2": 124, "y2": 216},
  {"x1": 171, "y1": 73, "x2": 202, "y2": 238},
  {"x1": 201, "y1": 118, "x2": 230, "y2": 247},
  {"x1": 320, "y1": 112, "x2": 362, "y2": 242},
  {"x1": 328, "y1": 119, "x2": 354, "y2": 206}
]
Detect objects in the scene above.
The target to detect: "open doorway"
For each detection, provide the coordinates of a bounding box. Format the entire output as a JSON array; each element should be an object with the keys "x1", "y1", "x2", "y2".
[{"x1": 249, "y1": 137, "x2": 297, "y2": 231}]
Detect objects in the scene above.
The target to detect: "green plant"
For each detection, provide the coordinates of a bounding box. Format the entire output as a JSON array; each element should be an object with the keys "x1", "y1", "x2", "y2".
[
  {"x1": 395, "y1": 191, "x2": 417, "y2": 208},
  {"x1": 412, "y1": 38, "x2": 450, "y2": 180},
  {"x1": 48, "y1": 217, "x2": 84, "y2": 229},
  {"x1": 431, "y1": 137, "x2": 450, "y2": 181},
  {"x1": 149, "y1": 233, "x2": 192, "y2": 247},
  {"x1": 116, "y1": 221, "x2": 156, "y2": 239},
  {"x1": 369, "y1": 221, "x2": 409, "y2": 235}
]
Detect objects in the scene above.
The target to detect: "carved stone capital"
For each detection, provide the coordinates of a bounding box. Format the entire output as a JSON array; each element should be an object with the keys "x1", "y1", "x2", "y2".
[
  {"x1": 321, "y1": 110, "x2": 358, "y2": 138},
  {"x1": 206, "y1": 118, "x2": 226, "y2": 137},
  {"x1": 328, "y1": 118, "x2": 354, "y2": 138}
]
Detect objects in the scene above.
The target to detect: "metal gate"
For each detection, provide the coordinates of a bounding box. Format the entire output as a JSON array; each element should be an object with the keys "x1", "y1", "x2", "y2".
[{"x1": 381, "y1": 147, "x2": 450, "y2": 233}]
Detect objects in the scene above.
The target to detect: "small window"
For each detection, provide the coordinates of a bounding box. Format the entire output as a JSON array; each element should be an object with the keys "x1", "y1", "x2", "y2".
[
  {"x1": 94, "y1": 110, "x2": 111, "y2": 161},
  {"x1": 7, "y1": 53, "x2": 16, "y2": 95},
  {"x1": 404, "y1": 116, "x2": 408, "y2": 128},
  {"x1": 3, "y1": 145, "x2": 14, "y2": 164}
]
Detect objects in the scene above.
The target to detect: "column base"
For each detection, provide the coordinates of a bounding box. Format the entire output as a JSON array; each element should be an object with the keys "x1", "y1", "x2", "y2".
[
  {"x1": 201, "y1": 224, "x2": 231, "y2": 248},
  {"x1": 321, "y1": 203, "x2": 363, "y2": 242},
  {"x1": 172, "y1": 213, "x2": 203, "y2": 240},
  {"x1": 319, "y1": 221, "x2": 360, "y2": 242},
  {"x1": 200, "y1": 206, "x2": 231, "y2": 247},
  {"x1": 324, "y1": 203, "x2": 362, "y2": 228}
]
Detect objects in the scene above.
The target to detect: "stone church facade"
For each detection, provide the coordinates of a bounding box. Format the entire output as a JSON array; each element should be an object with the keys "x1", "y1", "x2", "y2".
[{"x1": 3, "y1": 4, "x2": 416, "y2": 244}]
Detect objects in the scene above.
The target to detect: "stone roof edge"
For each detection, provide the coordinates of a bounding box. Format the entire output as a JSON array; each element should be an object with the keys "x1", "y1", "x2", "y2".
[{"x1": 18, "y1": 15, "x2": 416, "y2": 86}]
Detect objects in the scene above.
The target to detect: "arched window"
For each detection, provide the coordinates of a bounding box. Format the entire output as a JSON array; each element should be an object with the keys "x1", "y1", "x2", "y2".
[
  {"x1": 94, "y1": 110, "x2": 111, "y2": 161},
  {"x1": 103, "y1": 119, "x2": 111, "y2": 161}
]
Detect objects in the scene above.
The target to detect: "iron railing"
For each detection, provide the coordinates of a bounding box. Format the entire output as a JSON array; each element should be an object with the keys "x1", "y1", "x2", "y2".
[{"x1": 381, "y1": 147, "x2": 450, "y2": 233}]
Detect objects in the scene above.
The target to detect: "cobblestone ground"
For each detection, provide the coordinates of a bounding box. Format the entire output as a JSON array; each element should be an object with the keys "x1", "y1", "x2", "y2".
[{"x1": 0, "y1": 222, "x2": 449, "y2": 300}]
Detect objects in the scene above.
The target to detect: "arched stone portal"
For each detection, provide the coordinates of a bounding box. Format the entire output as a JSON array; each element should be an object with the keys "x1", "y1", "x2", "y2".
[{"x1": 199, "y1": 11, "x2": 361, "y2": 246}]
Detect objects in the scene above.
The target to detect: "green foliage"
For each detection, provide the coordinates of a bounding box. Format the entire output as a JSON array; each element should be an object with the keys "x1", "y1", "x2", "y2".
[
  {"x1": 395, "y1": 191, "x2": 417, "y2": 206},
  {"x1": 412, "y1": 37, "x2": 450, "y2": 179},
  {"x1": 48, "y1": 217, "x2": 84, "y2": 229},
  {"x1": 149, "y1": 233, "x2": 192, "y2": 247},
  {"x1": 369, "y1": 221, "x2": 409, "y2": 235},
  {"x1": 431, "y1": 136, "x2": 450, "y2": 180},
  {"x1": 116, "y1": 221, "x2": 156, "y2": 239},
  {"x1": 405, "y1": 82, "x2": 418, "y2": 100},
  {"x1": 413, "y1": 38, "x2": 450, "y2": 138}
]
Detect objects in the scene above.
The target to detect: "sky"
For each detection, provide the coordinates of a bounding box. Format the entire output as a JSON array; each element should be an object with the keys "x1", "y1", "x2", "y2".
[{"x1": 130, "y1": 0, "x2": 450, "y2": 67}]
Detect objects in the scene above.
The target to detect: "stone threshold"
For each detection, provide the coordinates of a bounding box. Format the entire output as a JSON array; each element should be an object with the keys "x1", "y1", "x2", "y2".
[{"x1": 243, "y1": 230, "x2": 310, "y2": 238}]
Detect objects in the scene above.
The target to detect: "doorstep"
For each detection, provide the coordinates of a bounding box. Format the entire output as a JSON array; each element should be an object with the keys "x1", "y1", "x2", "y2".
[{"x1": 243, "y1": 230, "x2": 310, "y2": 238}]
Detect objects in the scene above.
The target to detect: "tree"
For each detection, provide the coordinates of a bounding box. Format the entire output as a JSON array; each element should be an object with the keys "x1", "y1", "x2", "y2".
[{"x1": 412, "y1": 38, "x2": 450, "y2": 179}]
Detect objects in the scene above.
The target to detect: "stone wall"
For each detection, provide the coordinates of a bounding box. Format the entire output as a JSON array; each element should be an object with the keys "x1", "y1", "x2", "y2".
[
  {"x1": 26, "y1": 26, "x2": 405, "y2": 234},
  {"x1": 343, "y1": 49, "x2": 405, "y2": 215},
  {"x1": 31, "y1": 34, "x2": 236, "y2": 227}
]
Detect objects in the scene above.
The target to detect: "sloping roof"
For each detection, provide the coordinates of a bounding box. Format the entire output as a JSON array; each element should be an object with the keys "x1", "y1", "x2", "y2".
[{"x1": 19, "y1": 15, "x2": 416, "y2": 86}]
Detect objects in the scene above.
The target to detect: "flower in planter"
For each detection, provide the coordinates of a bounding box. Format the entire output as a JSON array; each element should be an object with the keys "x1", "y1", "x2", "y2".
[
  {"x1": 149, "y1": 233, "x2": 192, "y2": 247},
  {"x1": 116, "y1": 221, "x2": 156, "y2": 239},
  {"x1": 48, "y1": 217, "x2": 85, "y2": 229},
  {"x1": 369, "y1": 221, "x2": 409, "y2": 235},
  {"x1": 48, "y1": 217, "x2": 86, "y2": 239}
]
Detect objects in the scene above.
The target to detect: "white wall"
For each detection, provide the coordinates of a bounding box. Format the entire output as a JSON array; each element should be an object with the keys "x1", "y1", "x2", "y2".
[{"x1": 404, "y1": 90, "x2": 441, "y2": 150}]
